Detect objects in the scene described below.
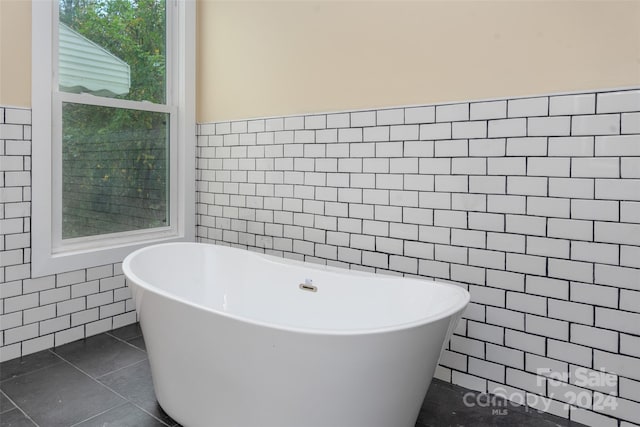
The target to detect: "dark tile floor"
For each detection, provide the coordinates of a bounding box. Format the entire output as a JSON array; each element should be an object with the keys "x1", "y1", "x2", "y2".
[{"x1": 0, "y1": 323, "x2": 584, "y2": 427}]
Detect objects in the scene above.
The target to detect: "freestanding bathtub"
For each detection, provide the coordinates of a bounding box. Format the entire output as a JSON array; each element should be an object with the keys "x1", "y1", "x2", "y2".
[{"x1": 122, "y1": 242, "x2": 469, "y2": 427}]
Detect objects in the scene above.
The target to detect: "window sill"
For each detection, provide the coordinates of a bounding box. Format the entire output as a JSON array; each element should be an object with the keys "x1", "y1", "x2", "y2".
[{"x1": 32, "y1": 230, "x2": 193, "y2": 278}]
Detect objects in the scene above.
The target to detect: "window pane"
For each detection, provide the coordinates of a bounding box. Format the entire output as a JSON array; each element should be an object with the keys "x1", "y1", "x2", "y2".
[
  {"x1": 62, "y1": 103, "x2": 169, "y2": 239},
  {"x1": 58, "y1": 0, "x2": 166, "y2": 104}
]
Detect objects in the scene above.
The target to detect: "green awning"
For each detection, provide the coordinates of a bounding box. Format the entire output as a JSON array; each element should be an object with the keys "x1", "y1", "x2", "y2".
[{"x1": 59, "y1": 23, "x2": 130, "y2": 97}]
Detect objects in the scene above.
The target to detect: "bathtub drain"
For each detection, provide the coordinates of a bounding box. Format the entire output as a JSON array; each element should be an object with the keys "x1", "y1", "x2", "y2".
[{"x1": 299, "y1": 283, "x2": 318, "y2": 292}]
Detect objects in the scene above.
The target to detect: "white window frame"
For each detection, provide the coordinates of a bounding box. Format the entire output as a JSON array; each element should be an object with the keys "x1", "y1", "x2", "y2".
[{"x1": 32, "y1": 0, "x2": 195, "y2": 277}]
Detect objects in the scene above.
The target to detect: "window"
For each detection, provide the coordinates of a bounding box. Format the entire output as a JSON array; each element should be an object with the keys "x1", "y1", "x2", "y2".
[{"x1": 32, "y1": 0, "x2": 194, "y2": 276}]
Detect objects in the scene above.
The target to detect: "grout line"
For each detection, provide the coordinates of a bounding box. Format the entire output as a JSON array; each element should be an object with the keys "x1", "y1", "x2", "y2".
[
  {"x1": 2, "y1": 406, "x2": 41, "y2": 427},
  {"x1": 72, "y1": 357, "x2": 174, "y2": 427},
  {"x1": 1, "y1": 377, "x2": 44, "y2": 427},
  {"x1": 68, "y1": 401, "x2": 130, "y2": 427},
  {"x1": 54, "y1": 354, "x2": 171, "y2": 426},
  {"x1": 94, "y1": 356, "x2": 148, "y2": 381},
  {"x1": 104, "y1": 330, "x2": 145, "y2": 352},
  {"x1": 0, "y1": 350, "x2": 65, "y2": 385}
]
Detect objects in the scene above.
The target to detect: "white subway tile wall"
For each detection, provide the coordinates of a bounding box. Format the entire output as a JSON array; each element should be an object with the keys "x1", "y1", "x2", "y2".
[
  {"x1": 0, "y1": 107, "x2": 137, "y2": 362},
  {"x1": 196, "y1": 89, "x2": 640, "y2": 427}
]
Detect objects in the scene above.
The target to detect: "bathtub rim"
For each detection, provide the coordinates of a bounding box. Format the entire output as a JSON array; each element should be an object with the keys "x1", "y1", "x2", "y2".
[{"x1": 122, "y1": 242, "x2": 470, "y2": 337}]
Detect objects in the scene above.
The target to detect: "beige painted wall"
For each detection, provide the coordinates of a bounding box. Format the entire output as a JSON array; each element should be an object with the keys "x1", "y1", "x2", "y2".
[
  {"x1": 0, "y1": 0, "x2": 31, "y2": 107},
  {"x1": 2, "y1": 1, "x2": 639, "y2": 119},
  {"x1": 197, "y1": 0, "x2": 640, "y2": 122}
]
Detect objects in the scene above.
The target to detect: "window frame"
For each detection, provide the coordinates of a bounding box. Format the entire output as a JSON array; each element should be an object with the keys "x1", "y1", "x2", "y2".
[{"x1": 32, "y1": 0, "x2": 195, "y2": 277}]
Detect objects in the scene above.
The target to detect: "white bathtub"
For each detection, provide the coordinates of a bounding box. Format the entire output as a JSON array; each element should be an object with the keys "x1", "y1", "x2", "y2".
[{"x1": 122, "y1": 242, "x2": 469, "y2": 427}]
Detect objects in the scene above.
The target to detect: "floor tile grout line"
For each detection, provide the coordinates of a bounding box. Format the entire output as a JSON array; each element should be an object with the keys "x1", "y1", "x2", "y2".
[
  {"x1": 92, "y1": 380, "x2": 171, "y2": 427},
  {"x1": 105, "y1": 329, "x2": 143, "y2": 342},
  {"x1": 105, "y1": 330, "x2": 146, "y2": 353},
  {"x1": 125, "y1": 401, "x2": 177, "y2": 427},
  {"x1": 50, "y1": 333, "x2": 146, "y2": 380},
  {"x1": 47, "y1": 350, "x2": 136, "y2": 400},
  {"x1": 67, "y1": 401, "x2": 130, "y2": 427},
  {"x1": 0, "y1": 389, "x2": 15, "y2": 415},
  {"x1": 49, "y1": 358, "x2": 157, "y2": 426},
  {"x1": 91, "y1": 370, "x2": 175, "y2": 427},
  {"x1": 105, "y1": 323, "x2": 142, "y2": 338},
  {"x1": 67, "y1": 400, "x2": 175, "y2": 427},
  {"x1": 81, "y1": 339, "x2": 176, "y2": 427},
  {"x1": 1, "y1": 353, "x2": 123, "y2": 427},
  {"x1": 0, "y1": 332, "x2": 144, "y2": 386},
  {"x1": 0, "y1": 390, "x2": 22, "y2": 417},
  {"x1": 2, "y1": 402, "x2": 42, "y2": 427},
  {"x1": 0, "y1": 352, "x2": 73, "y2": 427},
  {"x1": 50, "y1": 344, "x2": 145, "y2": 386},
  {"x1": 5, "y1": 332, "x2": 169, "y2": 427},
  {"x1": 114, "y1": 336, "x2": 147, "y2": 353},
  {"x1": 94, "y1": 357, "x2": 149, "y2": 381},
  {"x1": 0, "y1": 350, "x2": 66, "y2": 385},
  {"x1": 56, "y1": 356, "x2": 175, "y2": 427}
]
